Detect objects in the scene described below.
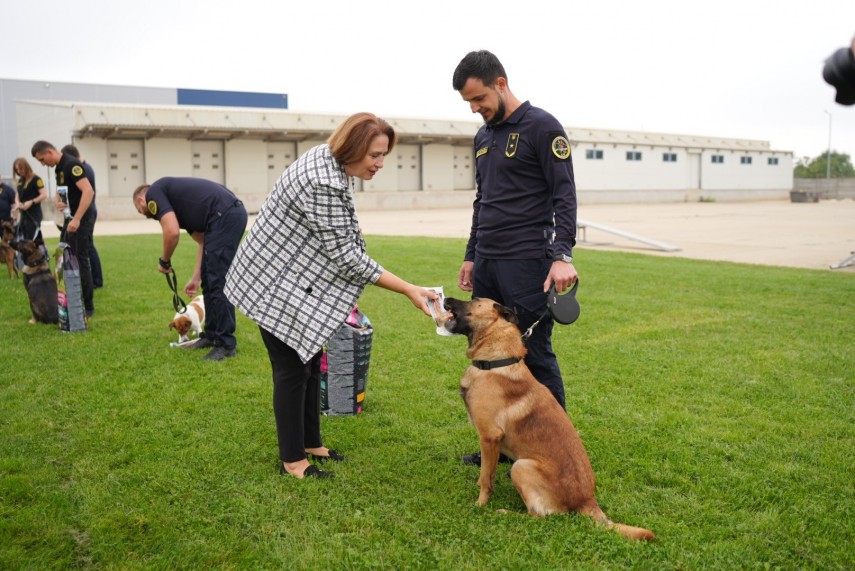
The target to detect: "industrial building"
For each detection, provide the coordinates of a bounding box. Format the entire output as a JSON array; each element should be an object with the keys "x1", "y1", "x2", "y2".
[{"x1": 2, "y1": 79, "x2": 793, "y2": 220}]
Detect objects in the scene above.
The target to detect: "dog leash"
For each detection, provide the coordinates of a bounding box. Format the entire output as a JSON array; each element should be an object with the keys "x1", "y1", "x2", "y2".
[
  {"x1": 522, "y1": 280, "x2": 581, "y2": 341},
  {"x1": 522, "y1": 308, "x2": 551, "y2": 342},
  {"x1": 165, "y1": 268, "x2": 188, "y2": 314}
]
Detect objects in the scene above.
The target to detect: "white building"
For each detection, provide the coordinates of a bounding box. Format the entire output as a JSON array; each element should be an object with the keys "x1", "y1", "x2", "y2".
[{"x1": 4, "y1": 79, "x2": 793, "y2": 220}]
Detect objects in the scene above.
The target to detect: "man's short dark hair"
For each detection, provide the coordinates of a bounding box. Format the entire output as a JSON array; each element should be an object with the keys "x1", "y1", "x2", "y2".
[
  {"x1": 61, "y1": 144, "x2": 81, "y2": 159},
  {"x1": 31, "y1": 140, "x2": 56, "y2": 157},
  {"x1": 452, "y1": 50, "x2": 507, "y2": 91}
]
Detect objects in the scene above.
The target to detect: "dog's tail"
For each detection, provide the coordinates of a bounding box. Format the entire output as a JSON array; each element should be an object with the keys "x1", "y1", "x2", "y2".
[{"x1": 581, "y1": 502, "x2": 655, "y2": 541}]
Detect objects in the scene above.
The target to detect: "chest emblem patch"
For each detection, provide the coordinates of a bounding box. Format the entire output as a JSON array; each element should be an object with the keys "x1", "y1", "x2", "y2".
[
  {"x1": 505, "y1": 133, "x2": 520, "y2": 157},
  {"x1": 71, "y1": 165, "x2": 84, "y2": 177},
  {"x1": 552, "y1": 136, "x2": 571, "y2": 159},
  {"x1": 147, "y1": 200, "x2": 158, "y2": 216}
]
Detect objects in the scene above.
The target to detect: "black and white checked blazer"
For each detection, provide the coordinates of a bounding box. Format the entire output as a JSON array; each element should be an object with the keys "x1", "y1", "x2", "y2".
[{"x1": 225, "y1": 145, "x2": 383, "y2": 363}]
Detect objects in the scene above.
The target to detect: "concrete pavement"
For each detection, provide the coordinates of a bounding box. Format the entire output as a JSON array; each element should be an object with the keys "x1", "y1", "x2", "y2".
[{"x1": 43, "y1": 199, "x2": 855, "y2": 271}]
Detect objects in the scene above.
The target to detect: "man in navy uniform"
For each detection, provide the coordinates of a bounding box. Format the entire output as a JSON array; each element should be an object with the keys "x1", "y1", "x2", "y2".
[
  {"x1": 452, "y1": 50, "x2": 579, "y2": 466},
  {"x1": 32, "y1": 140, "x2": 97, "y2": 317},
  {"x1": 133, "y1": 177, "x2": 247, "y2": 361},
  {"x1": 61, "y1": 145, "x2": 103, "y2": 288}
]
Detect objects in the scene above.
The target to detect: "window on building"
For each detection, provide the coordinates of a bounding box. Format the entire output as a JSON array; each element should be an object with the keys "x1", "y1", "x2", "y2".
[
  {"x1": 585, "y1": 149, "x2": 603, "y2": 160},
  {"x1": 626, "y1": 151, "x2": 642, "y2": 161},
  {"x1": 711, "y1": 155, "x2": 724, "y2": 164},
  {"x1": 767, "y1": 157, "x2": 779, "y2": 165},
  {"x1": 663, "y1": 153, "x2": 677, "y2": 162},
  {"x1": 741, "y1": 156, "x2": 753, "y2": 165}
]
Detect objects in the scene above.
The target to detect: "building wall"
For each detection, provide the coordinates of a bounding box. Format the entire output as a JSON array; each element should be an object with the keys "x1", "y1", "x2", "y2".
[
  {"x1": 574, "y1": 144, "x2": 691, "y2": 191},
  {"x1": 2, "y1": 78, "x2": 175, "y2": 176},
  {"x1": 16, "y1": 101, "x2": 74, "y2": 176},
  {"x1": 422, "y1": 144, "x2": 455, "y2": 191},
  {"x1": 145, "y1": 139, "x2": 194, "y2": 182},
  {"x1": 12, "y1": 97, "x2": 795, "y2": 220},
  {"x1": 225, "y1": 139, "x2": 267, "y2": 210},
  {"x1": 701, "y1": 149, "x2": 793, "y2": 190}
]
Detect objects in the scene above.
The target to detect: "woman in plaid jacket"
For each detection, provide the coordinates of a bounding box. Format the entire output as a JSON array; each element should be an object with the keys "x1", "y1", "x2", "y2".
[{"x1": 225, "y1": 112, "x2": 437, "y2": 480}]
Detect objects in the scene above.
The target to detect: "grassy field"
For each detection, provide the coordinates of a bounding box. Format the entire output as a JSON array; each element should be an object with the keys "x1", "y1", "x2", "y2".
[{"x1": 1, "y1": 233, "x2": 853, "y2": 570}]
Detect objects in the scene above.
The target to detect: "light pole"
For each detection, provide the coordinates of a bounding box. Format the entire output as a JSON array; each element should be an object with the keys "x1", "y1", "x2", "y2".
[{"x1": 824, "y1": 110, "x2": 832, "y2": 197}]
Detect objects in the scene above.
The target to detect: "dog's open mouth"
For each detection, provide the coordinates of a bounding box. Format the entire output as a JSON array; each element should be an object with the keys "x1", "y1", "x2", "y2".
[{"x1": 441, "y1": 298, "x2": 462, "y2": 333}]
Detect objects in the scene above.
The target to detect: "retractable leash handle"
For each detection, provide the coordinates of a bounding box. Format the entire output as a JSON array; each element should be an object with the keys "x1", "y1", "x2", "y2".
[
  {"x1": 165, "y1": 268, "x2": 188, "y2": 314},
  {"x1": 522, "y1": 279, "x2": 582, "y2": 342},
  {"x1": 548, "y1": 279, "x2": 581, "y2": 325}
]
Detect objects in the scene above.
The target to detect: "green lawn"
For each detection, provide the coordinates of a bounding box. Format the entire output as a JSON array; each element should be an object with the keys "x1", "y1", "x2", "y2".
[{"x1": 1, "y1": 233, "x2": 853, "y2": 570}]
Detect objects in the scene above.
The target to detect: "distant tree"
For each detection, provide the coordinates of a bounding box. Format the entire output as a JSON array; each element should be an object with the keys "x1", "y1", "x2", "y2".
[{"x1": 793, "y1": 151, "x2": 855, "y2": 178}]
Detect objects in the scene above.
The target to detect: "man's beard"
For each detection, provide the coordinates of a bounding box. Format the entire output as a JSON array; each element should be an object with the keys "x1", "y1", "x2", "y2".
[{"x1": 485, "y1": 98, "x2": 506, "y2": 126}]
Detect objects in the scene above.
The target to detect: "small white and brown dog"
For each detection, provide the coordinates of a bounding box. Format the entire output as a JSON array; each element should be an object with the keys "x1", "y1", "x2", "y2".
[{"x1": 169, "y1": 295, "x2": 205, "y2": 342}]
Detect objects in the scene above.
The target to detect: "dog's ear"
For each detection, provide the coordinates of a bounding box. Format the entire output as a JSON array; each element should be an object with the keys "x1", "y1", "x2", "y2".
[
  {"x1": 169, "y1": 321, "x2": 176, "y2": 330},
  {"x1": 494, "y1": 303, "x2": 519, "y2": 324}
]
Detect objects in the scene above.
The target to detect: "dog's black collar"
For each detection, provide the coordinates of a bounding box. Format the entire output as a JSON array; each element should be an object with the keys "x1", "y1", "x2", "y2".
[
  {"x1": 26, "y1": 255, "x2": 48, "y2": 268},
  {"x1": 471, "y1": 357, "x2": 522, "y2": 371}
]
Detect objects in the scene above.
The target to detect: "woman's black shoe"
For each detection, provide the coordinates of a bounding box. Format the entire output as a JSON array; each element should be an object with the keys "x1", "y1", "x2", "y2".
[
  {"x1": 279, "y1": 463, "x2": 334, "y2": 479},
  {"x1": 307, "y1": 449, "x2": 346, "y2": 463}
]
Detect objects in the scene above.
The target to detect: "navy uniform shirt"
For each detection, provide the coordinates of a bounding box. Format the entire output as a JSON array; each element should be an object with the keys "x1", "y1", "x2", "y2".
[
  {"x1": 81, "y1": 161, "x2": 97, "y2": 216},
  {"x1": 144, "y1": 177, "x2": 239, "y2": 234},
  {"x1": 465, "y1": 101, "x2": 577, "y2": 261},
  {"x1": 0, "y1": 182, "x2": 16, "y2": 220},
  {"x1": 55, "y1": 153, "x2": 93, "y2": 216}
]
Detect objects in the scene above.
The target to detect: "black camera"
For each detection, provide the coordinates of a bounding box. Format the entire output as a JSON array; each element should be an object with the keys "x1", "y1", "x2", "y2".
[{"x1": 823, "y1": 46, "x2": 855, "y2": 105}]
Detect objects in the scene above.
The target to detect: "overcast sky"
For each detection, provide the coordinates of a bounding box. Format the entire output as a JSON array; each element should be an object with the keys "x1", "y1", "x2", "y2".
[{"x1": 3, "y1": 0, "x2": 854, "y2": 163}]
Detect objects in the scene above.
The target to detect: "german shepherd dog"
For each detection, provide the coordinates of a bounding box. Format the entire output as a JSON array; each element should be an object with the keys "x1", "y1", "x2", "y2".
[
  {"x1": 0, "y1": 220, "x2": 18, "y2": 279},
  {"x1": 442, "y1": 297, "x2": 654, "y2": 541},
  {"x1": 12, "y1": 239, "x2": 58, "y2": 324}
]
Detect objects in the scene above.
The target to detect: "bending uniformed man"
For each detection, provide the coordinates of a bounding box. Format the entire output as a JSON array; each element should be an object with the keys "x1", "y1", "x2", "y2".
[
  {"x1": 32, "y1": 140, "x2": 97, "y2": 318},
  {"x1": 133, "y1": 177, "x2": 248, "y2": 361},
  {"x1": 452, "y1": 50, "x2": 579, "y2": 466}
]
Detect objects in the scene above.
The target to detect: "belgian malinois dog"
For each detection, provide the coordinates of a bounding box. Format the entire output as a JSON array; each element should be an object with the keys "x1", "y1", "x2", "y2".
[{"x1": 442, "y1": 297, "x2": 654, "y2": 541}]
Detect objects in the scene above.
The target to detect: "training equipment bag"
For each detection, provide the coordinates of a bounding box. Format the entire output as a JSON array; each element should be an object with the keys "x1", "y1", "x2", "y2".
[
  {"x1": 57, "y1": 242, "x2": 87, "y2": 333},
  {"x1": 320, "y1": 306, "x2": 373, "y2": 415}
]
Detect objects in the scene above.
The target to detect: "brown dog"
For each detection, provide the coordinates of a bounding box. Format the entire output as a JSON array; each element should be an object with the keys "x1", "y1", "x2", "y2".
[
  {"x1": 12, "y1": 239, "x2": 58, "y2": 325},
  {"x1": 0, "y1": 221, "x2": 18, "y2": 279},
  {"x1": 442, "y1": 297, "x2": 654, "y2": 541}
]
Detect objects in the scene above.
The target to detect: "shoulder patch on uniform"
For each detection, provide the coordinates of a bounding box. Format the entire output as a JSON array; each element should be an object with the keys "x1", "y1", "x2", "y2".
[
  {"x1": 551, "y1": 136, "x2": 571, "y2": 159},
  {"x1": 36, "y1": 178, "x2": 45, "y2": 188},
  {"x1": 71, "y1": 165, "x2": 84, "y2": 177},
  {"x1": 147, "y1": 200, "x2": 158, "y2": 216},
  {"x1": 476, "y1": 146, "x2": 489, "y2": 159}
]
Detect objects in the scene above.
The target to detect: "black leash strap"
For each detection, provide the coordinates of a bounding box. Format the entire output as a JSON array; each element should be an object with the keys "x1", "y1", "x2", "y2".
[{"x1": 165, "y1": 268, "x2": 187, "y2": 314}]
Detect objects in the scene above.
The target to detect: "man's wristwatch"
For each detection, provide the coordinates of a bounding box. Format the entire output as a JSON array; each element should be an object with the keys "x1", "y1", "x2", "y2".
[
  {"x1": 159, "y1": 257, "x2": 172, "y2": 270},
  {"x1": 554, "y1": 254, "x2": 573, "y2": 264}
]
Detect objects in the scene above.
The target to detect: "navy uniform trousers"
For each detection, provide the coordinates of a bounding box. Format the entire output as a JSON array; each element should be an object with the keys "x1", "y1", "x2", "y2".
[
  {"x1": 200, "y1": 202, "x2": 247, "y2": 350},
  {"x1": 472, "y1": 256, "x2": 566, "y2": 409}
]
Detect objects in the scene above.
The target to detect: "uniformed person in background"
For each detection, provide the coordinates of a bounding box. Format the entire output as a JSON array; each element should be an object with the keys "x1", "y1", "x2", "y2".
[
  {"x1": 32, "y1": 140, "x2": 97, "y2": 318},
  {"x1": 0, "y1": 174, "x2": 16, "y2": 223},
  {"x1": 61, "y1": 144, "x2": 104, "y2": 289},
  {"x1": 452, "y1": 50, "x2": 579, "y2": 467},
  {"x1": 133, "y1": 177, "x2": 248, "y2": 361}
]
